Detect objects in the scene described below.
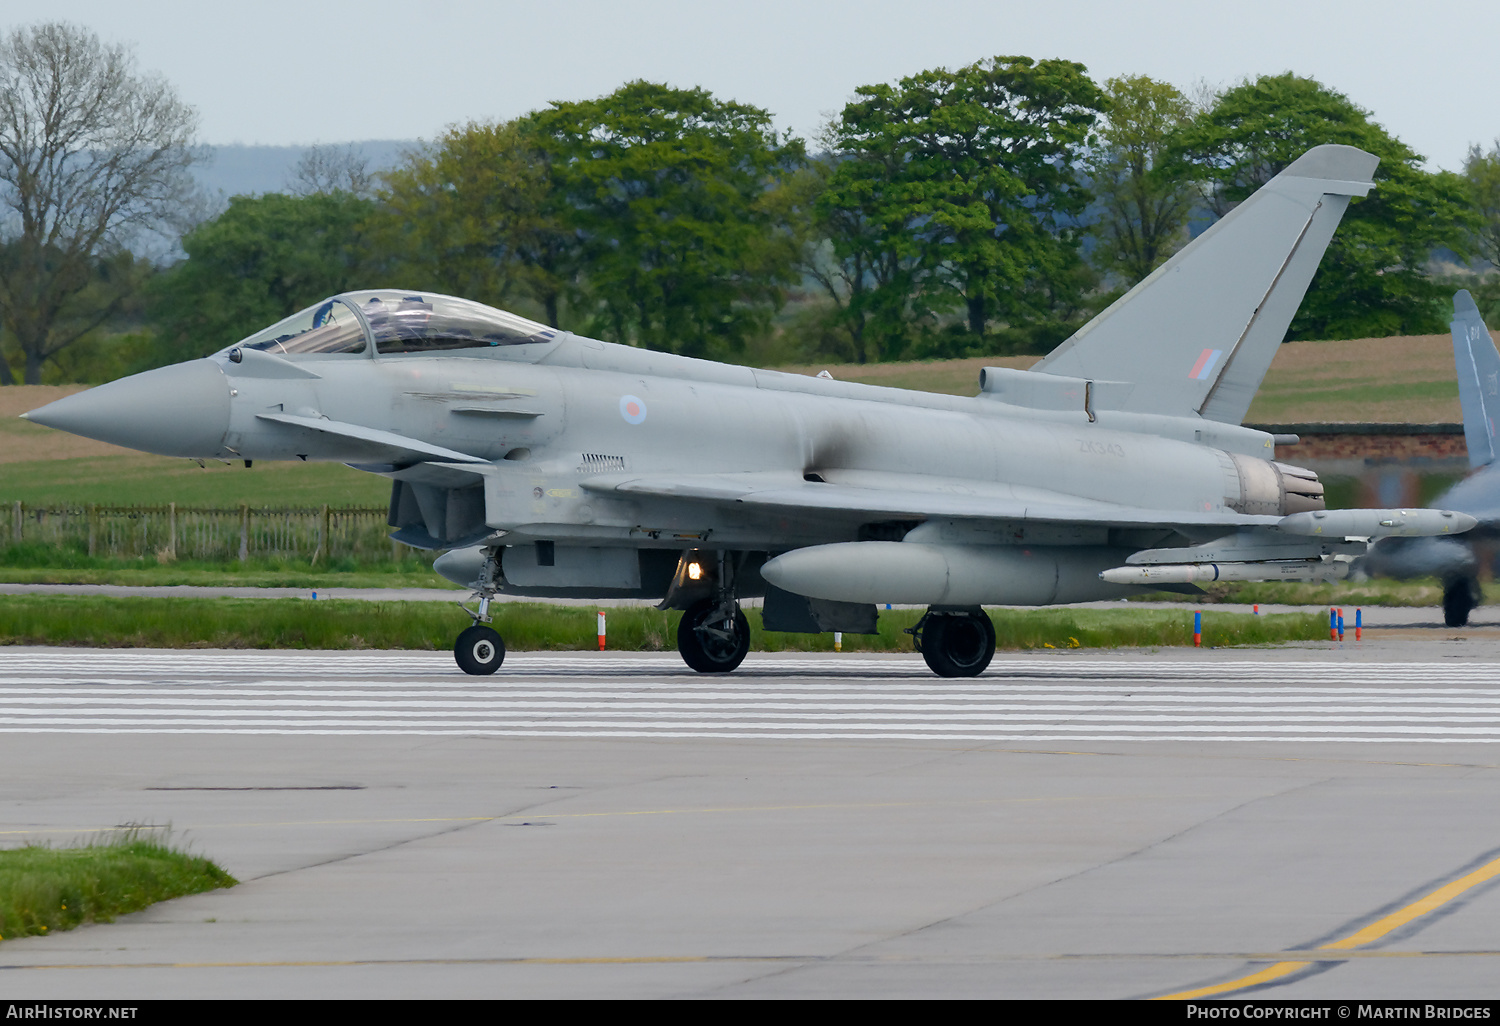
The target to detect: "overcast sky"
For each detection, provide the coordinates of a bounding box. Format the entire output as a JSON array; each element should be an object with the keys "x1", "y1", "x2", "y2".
[{"x1": 8, "y1": 0, "x2": 1497, "y2": 170}]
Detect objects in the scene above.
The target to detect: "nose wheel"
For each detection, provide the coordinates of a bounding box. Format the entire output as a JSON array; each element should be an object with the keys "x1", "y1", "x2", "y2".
[
  {"x1": 454, "y1": 546, "x2": 506, "y2": 675},
  {"x1": 455, "y1": 624, "x2": 505, "y2": 675}
]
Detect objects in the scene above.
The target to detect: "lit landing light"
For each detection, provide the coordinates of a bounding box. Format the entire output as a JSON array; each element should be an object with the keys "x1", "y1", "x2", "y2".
[{"x1": 21, "y1": 360, "x2": 233, "y2": 458}]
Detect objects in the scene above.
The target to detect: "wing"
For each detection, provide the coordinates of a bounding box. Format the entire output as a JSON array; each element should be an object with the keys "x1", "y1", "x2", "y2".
[{"x1": 580, "y1": 470, "x2": 1278, "y2": 532}]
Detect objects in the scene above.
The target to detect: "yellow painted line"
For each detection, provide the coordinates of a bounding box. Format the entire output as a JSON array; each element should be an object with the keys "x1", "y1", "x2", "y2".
[
  {"x1": 1321, "y1": 853, "x2": 1500, "y2": 950},
  {"x1": 1156, "y1": 961, "x2": 1312, "y2": 1000},
  {"x1": 1157, "y1": 851, "x2": 1500, "y2": 1000}
]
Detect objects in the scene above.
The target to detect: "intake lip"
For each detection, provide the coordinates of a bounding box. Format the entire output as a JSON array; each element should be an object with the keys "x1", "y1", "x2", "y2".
[{"x1": 22, "y1": 359, "x2": 232, "y2": 458}]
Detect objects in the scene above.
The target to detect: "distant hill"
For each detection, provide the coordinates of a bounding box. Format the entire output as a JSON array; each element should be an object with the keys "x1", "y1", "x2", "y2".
[{"x1": 194, "y1": 141, "x2": 417, "y2": 200}]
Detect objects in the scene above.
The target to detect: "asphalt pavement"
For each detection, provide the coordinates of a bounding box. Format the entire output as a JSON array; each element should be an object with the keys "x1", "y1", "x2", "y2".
[{"x1": 1, "y1": 646, "x2": 1499, "y2": 999}]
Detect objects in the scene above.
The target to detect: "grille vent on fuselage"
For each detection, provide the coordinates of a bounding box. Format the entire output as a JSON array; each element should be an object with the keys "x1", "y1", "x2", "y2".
[{"x1": 579, "y1": 453, "x2": 627, "y2": 473}]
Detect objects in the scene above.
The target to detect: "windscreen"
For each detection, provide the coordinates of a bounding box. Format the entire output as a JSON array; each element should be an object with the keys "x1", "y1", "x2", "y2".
[{"x1": 235, "y1": 299, "x2": 367, "y2": 356}]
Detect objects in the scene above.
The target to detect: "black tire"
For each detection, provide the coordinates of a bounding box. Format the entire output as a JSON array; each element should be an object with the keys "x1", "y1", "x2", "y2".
[
  {"x1": 920, "y1": 611, "x2": 995, "y2": 678},
  {"x1": 1443, "y1": 578, "x2": 1477, "y2": 628},
  {"x1": 455, "y1": 624, "x2": 505, "y2": 675},
  {"x1": 677, "y1": 599, "x2": 750, "y2": 673}
]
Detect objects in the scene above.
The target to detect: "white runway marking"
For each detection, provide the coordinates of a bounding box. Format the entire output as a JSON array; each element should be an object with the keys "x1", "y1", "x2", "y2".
[{"x1": 2, "y1": 652, "x2": 1500, "y2": 741}]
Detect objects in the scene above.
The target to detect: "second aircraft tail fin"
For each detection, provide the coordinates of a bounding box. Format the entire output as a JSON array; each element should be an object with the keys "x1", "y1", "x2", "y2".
[
  {"x1": 1033, "y1": 144, "x2": 1378, "y2": 424},
  {"x1": 1453, "y1": 289, "x2": 1500, "y2": 469}
]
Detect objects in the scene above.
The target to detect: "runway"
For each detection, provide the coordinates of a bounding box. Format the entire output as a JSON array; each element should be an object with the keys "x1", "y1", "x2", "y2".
[
  {"x1": 5, "y1": 650, "x2": 1500, "y2": 743},
  {"x1": 2, "y1": 647, "x2": 1500, "y2": 999}
]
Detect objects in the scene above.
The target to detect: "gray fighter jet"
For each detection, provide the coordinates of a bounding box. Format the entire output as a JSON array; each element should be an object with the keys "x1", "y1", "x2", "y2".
[
  {"x1": 1363, "y1": 290, "x2": 1500, "y2": 626},
  {"x1": 22, "y1": 144, "x2": 1476, "y2": 676}
]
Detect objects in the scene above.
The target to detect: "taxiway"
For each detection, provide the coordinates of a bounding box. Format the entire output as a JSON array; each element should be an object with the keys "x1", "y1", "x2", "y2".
[{"x1": 1, "y1": 645, "x2": 1499, "y2": 999}]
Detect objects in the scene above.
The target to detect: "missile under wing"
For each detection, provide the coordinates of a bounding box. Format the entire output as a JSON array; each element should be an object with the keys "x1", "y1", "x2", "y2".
[
  {"x1": 1364, "y1": 290, "x2": 1500, "y2": 625},
  {"x1": 22, "y1": 145, "x2": 1475, "y2": 676}
]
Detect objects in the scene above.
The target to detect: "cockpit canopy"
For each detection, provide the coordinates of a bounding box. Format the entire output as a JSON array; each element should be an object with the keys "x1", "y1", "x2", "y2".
[{"x1": 230, "y1": 290, "x2": 557, "y2": 358}]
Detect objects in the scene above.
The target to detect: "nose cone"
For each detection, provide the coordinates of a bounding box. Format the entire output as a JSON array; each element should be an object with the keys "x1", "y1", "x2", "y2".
[{"x1": 22, "y1": 360, "x2": 231, "y2": 458}]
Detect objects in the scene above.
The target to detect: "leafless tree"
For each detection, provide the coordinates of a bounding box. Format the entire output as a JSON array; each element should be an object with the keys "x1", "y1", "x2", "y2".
[
  {"x1": 289, "y1": 143, "x2": 375, "y2": 198},
  {"x1": 0, "y1": 22, "x2": 200, "y2": 384}
]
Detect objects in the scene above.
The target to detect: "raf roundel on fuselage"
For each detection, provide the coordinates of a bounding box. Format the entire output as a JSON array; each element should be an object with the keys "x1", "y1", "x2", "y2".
[{"x1": 229, "y1": 290, "x2": 556, "y2": 359}]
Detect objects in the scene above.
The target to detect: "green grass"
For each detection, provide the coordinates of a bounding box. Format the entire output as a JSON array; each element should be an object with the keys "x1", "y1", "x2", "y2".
[
  {"x1": 1131, "y1": 577, "x2": 1500, "y2": 609},
  {"x1": 0, "y1": 564, "x2": 461, "y2": 588},
  {"x1": 0, "y1": 596, "x2": 1327, "y2": 652},
  {"x1": 978, "y1": 608, "x2": 1325, "y2": 650},
  {"x1": 0, "y1": 546, "x2": 459, "y2": 589},
  {"x1": 1244, "y1": 379, "x2": 1460, "y2": 421},
  {"x1": 0, "y1": 829, "x2": 236, "y2": 943},
  {"x1": 0, "y1": 456, "x2": 390, "y2": 507}
]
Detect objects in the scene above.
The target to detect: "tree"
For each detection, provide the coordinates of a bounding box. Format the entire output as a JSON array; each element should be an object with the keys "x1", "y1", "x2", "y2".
[
  {"x1": 289, "y1": 143, "x2": 376, "y2": 199},
  {"x1": 1085, "y1": 75, "x2": 1199, "y2": 286},
  {"x1": 1463, "y1": 140, "x2": 1500, "y2": 270},
  {"x1": 815, "y1": 57, "x2": 1104, "y2": 356},
  {"x1": 148, "y1": 191, "x2": 375, "y2": 362},
  {"x1": 529, "y1": 81, "x2": 804, "y2": 358},
  {"x1": 375, "y1": 120, "x2": 572, "y2": 326},
  {"x1": 0, "y1": 22, "x2": 199, "y2": 383},
  {"x1": 1169, "y1": 73, "x2": 1474, "y2": 339},
  {"x1": 799, "y1": 121, "x2": 926, "y2": 364}
]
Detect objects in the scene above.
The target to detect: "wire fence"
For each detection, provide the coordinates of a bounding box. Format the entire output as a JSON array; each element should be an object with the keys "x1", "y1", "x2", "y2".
[{"x1": 1, "y1": 502, "x2": 402, "y2": 564}]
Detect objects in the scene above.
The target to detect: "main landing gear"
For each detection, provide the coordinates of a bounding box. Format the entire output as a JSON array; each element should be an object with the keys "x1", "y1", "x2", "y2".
[
  {"x1": 455, "y1": 547, "x2": 505, "y2": 675},
  {"x1": 677, "y1": 597, "x2": 750, "y2": 673},
  {"x1": 910, "y1": 608, "x2": 996, "y2": 677},
  {"x1": 1443, "y1": 575, "x2": 1481, "y2": 628},
  {"x1": 672, "y1": 551, "x2": 750, "y2": 673}
]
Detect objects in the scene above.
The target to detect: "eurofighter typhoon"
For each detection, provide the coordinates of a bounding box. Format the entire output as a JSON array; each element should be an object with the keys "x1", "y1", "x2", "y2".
[
  {"x1": 1363, "y1": 290, "x2": 1500, "y2": 626},
  {"x1": 22, "y1": 144, "x2": 1475, "y2": 676}
]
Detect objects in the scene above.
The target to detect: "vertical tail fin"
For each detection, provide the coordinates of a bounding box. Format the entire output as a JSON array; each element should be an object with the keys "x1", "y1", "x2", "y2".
[
  {"x1": 1453, "y1": 289, "x2": 1500, "y2": 469},
  {"x1": 1034, "y1": 144, "x2": 1378, "y2": 423}
]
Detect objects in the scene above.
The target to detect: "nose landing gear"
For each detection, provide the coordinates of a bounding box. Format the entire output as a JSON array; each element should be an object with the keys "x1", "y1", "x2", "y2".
[
  {"x1": 455, "y1": 624, "x2": 505, "y2": 675},
  {"x1": 455, "y1": 546, "x2": 505, "y2": 675}
]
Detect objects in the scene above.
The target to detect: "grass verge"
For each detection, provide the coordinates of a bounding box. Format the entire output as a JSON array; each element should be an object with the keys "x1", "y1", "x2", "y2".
[
  {"x1": 0, "y1": 596, "x2": 1327, "y2": 651},
  {"x1": 1131, "y1": 578, "x2": 1500, "y2": 609},
  {"x1": 0, "y1": 829, "x2": 236, "y2": 943},
  {"x1": 0, "y1": 549, "x2": 458, "y2": 590}
]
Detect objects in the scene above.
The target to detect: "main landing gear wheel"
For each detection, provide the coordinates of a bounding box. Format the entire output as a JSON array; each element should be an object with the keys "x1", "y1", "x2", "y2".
[
  {"x1": 455, "y1": 624, "x2": 505, "y2": 675},
  {"x1": 918, "y1": 610, "x2": 996, "y2": 678},
  {"x1": 1443, "y1": 577, "x2": 1479, "y2": 628},
  {"x1": 677, "y1": 598, "x2": 750, "y2": 673}
]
